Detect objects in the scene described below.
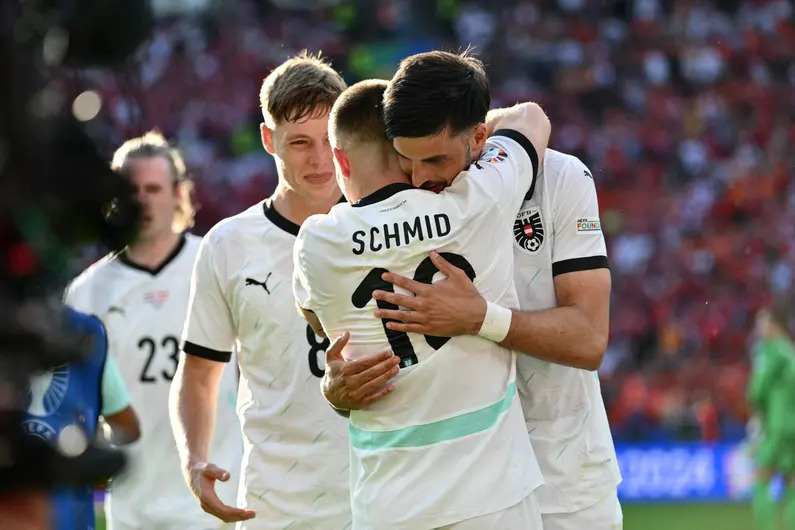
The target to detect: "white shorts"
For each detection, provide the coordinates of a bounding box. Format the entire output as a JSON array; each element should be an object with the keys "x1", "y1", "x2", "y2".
[
  {"x1": 541, "y1": 490, "x2": 623, "y2": 530},
  {"x1": 438, "y1": 493, "x2": 543, "y2": 530}
]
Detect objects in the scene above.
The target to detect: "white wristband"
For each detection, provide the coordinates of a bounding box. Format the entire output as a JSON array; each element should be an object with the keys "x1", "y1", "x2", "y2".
[{"x1": 477, "y1": 302, "x2": 512, "y2": 343}]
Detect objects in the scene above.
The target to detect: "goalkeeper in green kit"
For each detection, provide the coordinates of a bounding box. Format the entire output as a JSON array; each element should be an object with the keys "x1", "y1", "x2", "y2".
[{"x1": 748, "y1": 300, "x2": 795, "y2": 530}]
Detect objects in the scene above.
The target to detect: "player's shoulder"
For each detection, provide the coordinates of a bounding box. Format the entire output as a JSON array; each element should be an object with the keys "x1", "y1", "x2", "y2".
[
  {"x1": 182, "y1": 231, "x2": 202, "y2": 253},
  {"x1": 64, "y1": 307, "x2": 107, "y2": 341},
  {"x1": 485, "y1": 128, "x2": 539, "y2": 166},
  {"x1": 296, "y1": 211, "x2": 335, "y2": 248},
  {"x1": 65, "y1": 251, "x2": 122, "y2": 296},
  {"x1": 543, "y1": 150, "x2": 594, "y2": 183},
  {"x1": 300, "y1": 211, "x2": 325, "y2": 231},
  {"x1": 202, "y1": 202, "x2": 265, "y2": 247}
]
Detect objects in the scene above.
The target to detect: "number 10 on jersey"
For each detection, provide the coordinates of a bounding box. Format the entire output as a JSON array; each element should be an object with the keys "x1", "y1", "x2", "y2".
[{"x1": 351, "y1": 253, "x2": 476, "y2": 369}]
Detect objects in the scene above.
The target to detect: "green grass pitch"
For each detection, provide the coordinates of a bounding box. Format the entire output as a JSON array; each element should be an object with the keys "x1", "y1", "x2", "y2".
[
  {"x1": 96, "y1": 502, "x2": 755, "y2": 529},
  {"x1": 623, "y1": 503, "x2": 754, "y2": 530}
]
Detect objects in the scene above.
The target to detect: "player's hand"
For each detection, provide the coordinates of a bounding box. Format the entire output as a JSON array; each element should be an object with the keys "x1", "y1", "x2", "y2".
[
  {"x1": 189, "y1": 461, "x2": 255, "y2": 523},
  {"x1": 373, "y1": 250, "x2": 487, "y2": 337},
  {"x1": 322, "y1": 331, "x2": 400, "y2": 411}
]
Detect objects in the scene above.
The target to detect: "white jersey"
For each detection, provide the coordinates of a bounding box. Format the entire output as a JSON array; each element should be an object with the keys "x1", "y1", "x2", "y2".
[
  {"x1": 293, "y1": 130, "x2": 544, "y2": 529},
  {"x1": 182, "y1": 200, "x2": 351, "y2": 530},
  {"x1": 64, "y1": 234, "x2": 242, "y2": 529},
  {"x1": 511, "y1": 149, "x2": 621, "y2": 513}
]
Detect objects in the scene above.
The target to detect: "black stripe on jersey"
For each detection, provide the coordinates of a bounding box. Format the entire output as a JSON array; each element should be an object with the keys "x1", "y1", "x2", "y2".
[
  {"x1": 353, "y1": 182, "x2": 414, "y2": 208},
  {"x1": 119, "y1": 233, "x2": 187, "y2": 276},
  {"x1": 264, "y1": 195, "x2": 346, "y2": 236},
  {"x1": 492, "y1": 128, "x2": 540, "y2": 200},
  {"x1": 552, "y1": 255, "x2": 610, "y2": 277},
  {"x1": 183, "y1": 341, "x2": 232, "y2": 363},
  {"x1": 263, "y1": 199, "x2": 300, "y2": 236}
]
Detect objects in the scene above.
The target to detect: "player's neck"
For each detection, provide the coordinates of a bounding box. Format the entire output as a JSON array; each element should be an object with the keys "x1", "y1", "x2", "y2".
[
  {"x1": 351, "y1": 174, "x2": 410, "y2": 204},
  {"x1": 348, "y1": 154, "x2": 410, "y2": 204},
  {"x1": 271, "y1": 186, "x2": 339, "y2": 227},
  {"x1": 125, "y1": 230, "x2": 182, "y2": 270}
]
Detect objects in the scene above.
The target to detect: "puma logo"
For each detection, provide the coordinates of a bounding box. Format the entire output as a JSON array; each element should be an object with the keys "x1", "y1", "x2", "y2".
[{"x1": 246, "y1": 273, "x2": 272, "y2": 294}]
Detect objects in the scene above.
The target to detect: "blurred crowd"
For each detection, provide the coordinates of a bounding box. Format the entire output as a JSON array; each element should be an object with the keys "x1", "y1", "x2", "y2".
[{"x1": 75, "y1": 0, "x2": 795, "y2": 442}]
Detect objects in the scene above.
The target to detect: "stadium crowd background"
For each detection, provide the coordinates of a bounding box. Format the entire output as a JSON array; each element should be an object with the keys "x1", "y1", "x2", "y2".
[{"x1": 68, "y1": 0, "x2": 795, "y2": 444}]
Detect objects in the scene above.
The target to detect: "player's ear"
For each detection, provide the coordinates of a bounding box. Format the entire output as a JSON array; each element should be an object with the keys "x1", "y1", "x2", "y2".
[
  {"x1": 261, "y1": 123, "x2": 276, "y2": 155},
  {"x1": 470, "y1": 123, "x2": 488, "y2": 152},
  {"x1": 333, "y1": 147, "x2": 351, "y2": 179}
]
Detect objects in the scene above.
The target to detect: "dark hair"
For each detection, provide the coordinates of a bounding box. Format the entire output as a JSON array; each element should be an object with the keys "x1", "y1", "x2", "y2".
[
  {"x1": 383, "y1": 50, "x2": 490, "y2": 139},
  {"x1": 330, "y1": 79, "x2": 389, "y2": 150},
  {"x1": 259, "y1": 50, "x2": 347, "y2": 127}
]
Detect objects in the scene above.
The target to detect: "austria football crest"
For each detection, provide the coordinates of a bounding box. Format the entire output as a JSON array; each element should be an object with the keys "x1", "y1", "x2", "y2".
[{"x1": 514, "y1": 208, "x2": 544, "y2": 253}]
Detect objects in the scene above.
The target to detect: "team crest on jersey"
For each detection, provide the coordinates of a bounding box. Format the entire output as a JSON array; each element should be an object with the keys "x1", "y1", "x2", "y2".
[
  {"x1": 23, "y1": 364, "x2": 69, "y2": 442},
  {"x1": 26, "y1": 365, "x2": 69, "y2": 417},
  {"x1": 514, "y1": 207, "x2": 545, "y2": 253},
  {"x1": 21, "y1": 419, "x2": 57, "y2": 442},
  {"x1": 479, "y1": 146, "x2": 508, "y2": 164},
  {"x1": 143, "y1": 290, "x2": 169, "y2": 308}
]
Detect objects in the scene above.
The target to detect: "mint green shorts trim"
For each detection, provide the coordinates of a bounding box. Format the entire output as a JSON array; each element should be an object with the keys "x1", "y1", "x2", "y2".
[{"x1": 349, "y1": 381, "x2": 517, "y2": 451}]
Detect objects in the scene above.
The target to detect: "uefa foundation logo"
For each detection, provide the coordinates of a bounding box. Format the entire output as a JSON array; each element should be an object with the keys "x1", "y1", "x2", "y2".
[
  {"x1": 514, "y1": 207, "x2": 545, "y2": 253},
  {"x1": 22, "y1": 365, "x2": 70, "y2": 442}
]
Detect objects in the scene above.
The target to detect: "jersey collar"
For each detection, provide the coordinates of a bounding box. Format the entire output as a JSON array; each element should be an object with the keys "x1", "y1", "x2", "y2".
[
  {"x1": 119, "y1": 233, "x2": 187, "y2": 276},
  {"x1": 263, "y1": 198, "x2": 300, "y2": 236},
  {"x1": 352, "y1": 182, "x2": 414, "y2": 208},
  {"x1": 263, "y1": 195, "x2": 347, "y2": 236}
]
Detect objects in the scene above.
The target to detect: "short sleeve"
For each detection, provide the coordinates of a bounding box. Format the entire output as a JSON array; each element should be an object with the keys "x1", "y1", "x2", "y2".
[
  {"x1": 550, "y1": 157, "x2": 609, "y2": 276},
  {"x1": 63, "y1": 278, "x2": 90, "y2": 313},
  {"x1": 181, "y1": 234, "x2": 236, "y2": 363},
  {"x1": 100, "y1": 355, "x2": 131, "y2": 417},
  {"x1": 475, "y1": 129, "x2": 539, "y2": 218}
]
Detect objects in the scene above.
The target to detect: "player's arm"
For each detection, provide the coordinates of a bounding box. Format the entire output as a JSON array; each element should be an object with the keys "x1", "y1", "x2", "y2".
[
  {"x1": 292, "y1": 225, "x2": 328, "y2": 338},
  {"x1": 170, "y1": 354, "x2": 223, "y2": 477},
  {"x1": 469, "y1": 103, "x2": 549, "y2": 220},
  {"x1": 748, "y1": 339, "x2": 783, "y2": 411},
  {"x1": 485, "y1": 102, "x2": 550, "y2": 168},
  {"x1": 374, "y1": 253, "x2": 608, "y2": 370},
  {"x1": 169, "y1": 234, "x2": 254, "y2": 523},
  {"x1": 373, "y1": 158, "x2": 610, "y2": 370},
  {"x1": 293, "y1": 222, "x2": 399, "y2": 412},
  {"x1": 498, "y1": 272, "x2": 610, "y2": 371},
  {"x1": 100, "y1": 355, "x2": 140, "y2": 445},
  {"x1": 497, "y1": 158, "x2": 609, "y2": 370}
]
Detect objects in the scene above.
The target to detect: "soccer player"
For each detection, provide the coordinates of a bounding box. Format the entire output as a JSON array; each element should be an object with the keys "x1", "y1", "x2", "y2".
[
  {"x1": 65, "y1": 131, "x2": 242, "y2": 529},
  {"x1": 22, "y1": 307, "x2": 139, "y2": 530},
  {"x1": 292, "y1": 75, "x2": 551, "y2": 528},
  {"x1": 748, "y1": 301, "x2": 795, "y2": 530},
  {"x1": 170, "y1": 52, "x2": 361, "y2": 528},
  {"x1": 325, "y1": 51, "x2": 623, "y2": 530}
]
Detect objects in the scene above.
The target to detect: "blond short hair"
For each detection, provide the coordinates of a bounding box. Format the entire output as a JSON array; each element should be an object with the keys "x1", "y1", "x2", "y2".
[
  {"x1": 259, "y1": 51, "x2": 347, "y2": 128},
  {"x1": 329, "y1": 79, "x2": 390, "y2": 151},
  {"x1": 111, "y1": 131, "x2": 195, "y2": 232}
]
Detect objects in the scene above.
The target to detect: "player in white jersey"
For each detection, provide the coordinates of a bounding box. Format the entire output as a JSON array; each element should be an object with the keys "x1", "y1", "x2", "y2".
[
  {"x1": 354, "y1": 55, "x2": 623, "y2": 530},
  {"x1": 375, "y1": 151, "x2": 622, "y2": 529},
  {"x1": 293, "y1": 71, "x2": 550, "y2": 528},
  {"x1": 65, "y1": 131, "x2": 242, "y2": 529},
  {"x1": 170, "y1": 53, "x2": 372, "y2": 529}
]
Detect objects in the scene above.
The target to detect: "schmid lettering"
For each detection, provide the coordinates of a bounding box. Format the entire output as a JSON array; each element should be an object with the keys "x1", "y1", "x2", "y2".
[{"x1": 352, "y1": 213, "x2": 451, "y2": 255}]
